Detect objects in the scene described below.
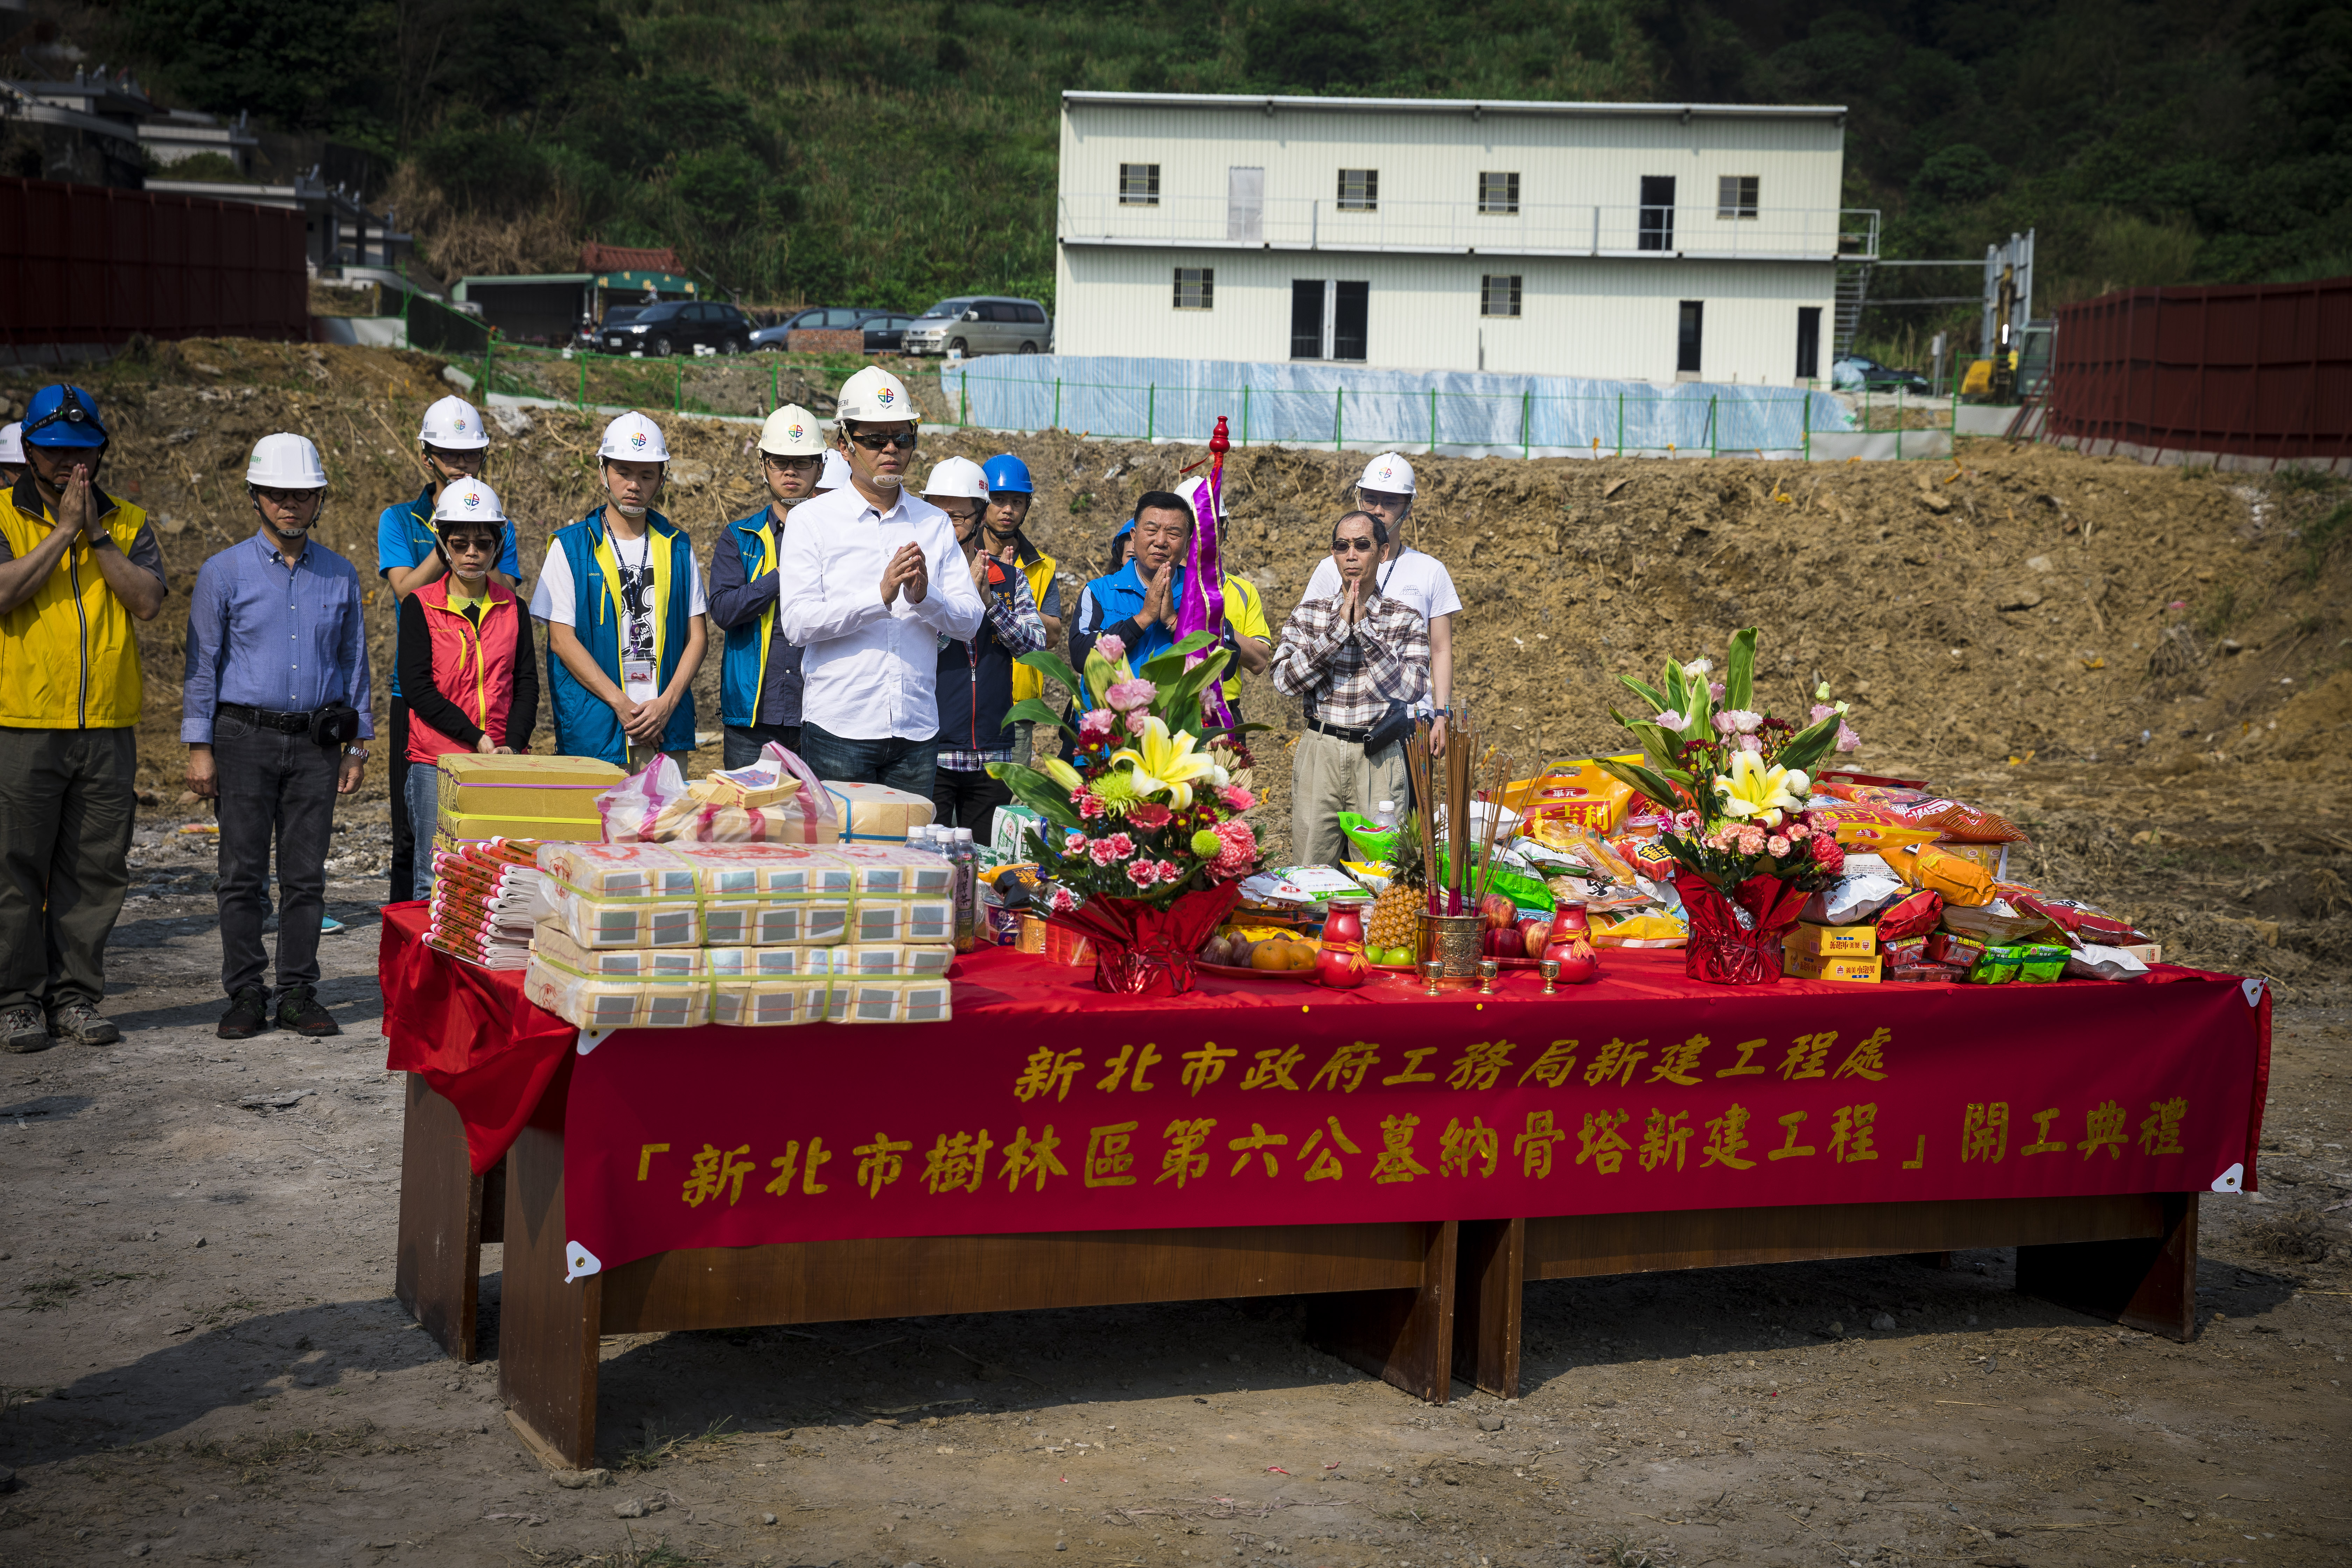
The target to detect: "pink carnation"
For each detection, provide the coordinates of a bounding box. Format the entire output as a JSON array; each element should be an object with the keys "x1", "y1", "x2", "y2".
[
  {"x1": 1075, "y1": 791, "x2": 1105, "y2": 819},
  {"x1": 1208, "y1": 817, "x2": 1258, "y2": 878},
  {"x1": 1077, "y1": 707, "x2": 1119, "y2": 744},
  {"x1": 1786, "y1": 821, "x2": 1812, "y2": 840},
  {"x1": 1813, "y1": 836, "x2": 1847, "y2": 875},
  {"x1": 1105, "y1": 677, "x2": 1156, "y2": 713},
  {"x1": 1670, "y1": 809, "x2": 1703, "y2": 833},
  {"x1": 1049, "y1": 885, "x2": 1079, "y2": 913},
  {"x1": 1766, "y1": 834, "x2": 1790, "y2": 857},
  {"x1": 1088, "y1": 837, "x2": 1121, "y2": 866},
  {"x1": 1127, "y1": 859, "x2": 1161, "y2": 888},
  {"x1": 1217, "y1": 784, "x2": 1255, "y2": 812},
  {"x1": 1063, "y1": 830, "x2": 1086, "y2": 852},
  {"x1": 1104, "y1": 831, "x2": 1135, "y2": 859},
  {"x1": 1096, "y1": 634, "x2": 1126, "y2": 663},
  {"x1": 1736, "y1": 825, "x2": 1768, "y2": 855},
  {"x1": 1125, "y1": 802, "x2": 1173, "y2": 830}
]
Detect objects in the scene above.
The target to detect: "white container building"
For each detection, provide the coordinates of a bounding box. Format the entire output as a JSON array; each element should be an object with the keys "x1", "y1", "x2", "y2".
[{"x1": 1054, "y1": 92, "x2": 1878, "y2": 386}]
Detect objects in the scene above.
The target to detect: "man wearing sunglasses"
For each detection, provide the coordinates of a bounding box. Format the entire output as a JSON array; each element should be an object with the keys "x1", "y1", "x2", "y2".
[
  {"x1": 376, "y1": 396, "x2": 520, "y2": 904},
  {"x1": 0, "y1": 384, "x2": 168, "y2": 1054},
  {"x1": 711, "y1": 404, "x2": 825, "y2": 769},
  {"x1": 1300, "y1": 452, "x2": 1457, "y2": 756},
  {"x1": 774, "y1": 366, "x2": 983, "y2": 797},
  {"x1": 1273, "y1": 509, "x2": 1429, "y2": 869}
]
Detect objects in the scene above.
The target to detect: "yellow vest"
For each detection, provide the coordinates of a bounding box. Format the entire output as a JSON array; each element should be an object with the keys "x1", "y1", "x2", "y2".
[
  {"x1": 0, "y1": 487, "x2": 148, "y2": 729},
  {"x1": 1006, "y1": 544, "x2": 1060, "y2": 705}
]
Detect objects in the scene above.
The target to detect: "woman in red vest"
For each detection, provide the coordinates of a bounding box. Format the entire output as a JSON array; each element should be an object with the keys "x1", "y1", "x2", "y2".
[{"x1": 397, "y1": 477, "x2": 539, "y2": 899}]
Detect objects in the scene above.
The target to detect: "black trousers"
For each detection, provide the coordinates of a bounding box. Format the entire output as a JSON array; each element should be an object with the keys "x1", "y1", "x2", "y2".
[
  {"x1": 212, "y1": 713, "x2": 338, "y2": 997},
  {"x1": 723, "y1": 722, "x2": 803, "y2": 771},
  {"x1": 387, "y1": 700, "x2": 412, "y2": 904},
  {"x1": 931, "y1": 766, "x2": 1012, "y2": 833}
]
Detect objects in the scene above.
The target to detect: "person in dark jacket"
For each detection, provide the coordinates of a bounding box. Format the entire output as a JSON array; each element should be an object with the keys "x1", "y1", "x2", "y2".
[
  {"x1": 924, "y1": 456, "x2": 1044, "y2": 830},
  {"x1": 396, "y1": 478, "x2": 539, "y2": 899},
  {"x1": 710, "y1": 405, "x2": 823, "y2": 769}
]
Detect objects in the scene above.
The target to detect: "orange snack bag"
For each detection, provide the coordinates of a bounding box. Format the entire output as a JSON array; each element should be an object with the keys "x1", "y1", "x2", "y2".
[{"x1": 1883, "y1": 843, "x2": 1996, "y2": 907}]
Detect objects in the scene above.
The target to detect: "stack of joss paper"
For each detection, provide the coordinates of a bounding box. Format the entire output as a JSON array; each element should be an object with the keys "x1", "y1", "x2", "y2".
[{"x1": 425, "y1": 838, "x2": 554, "y2": 969}]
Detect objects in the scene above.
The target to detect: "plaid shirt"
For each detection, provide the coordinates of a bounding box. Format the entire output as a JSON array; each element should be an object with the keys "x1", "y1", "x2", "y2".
[
  {"x1": 1272, "y1": 588, "x2": 1429, "y2": 731},
  {"x1": 937, "y1": 566, "x2": 1046, "y2": 774}
]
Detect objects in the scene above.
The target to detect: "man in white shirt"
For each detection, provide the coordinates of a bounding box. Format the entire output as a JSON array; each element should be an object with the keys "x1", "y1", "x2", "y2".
[
  {"x1": 1300, "y1": 452, "x2": 1460, "y2": 752},
  {"x1": 775, "y1": 366, "x2": 984, "y2": 795}
]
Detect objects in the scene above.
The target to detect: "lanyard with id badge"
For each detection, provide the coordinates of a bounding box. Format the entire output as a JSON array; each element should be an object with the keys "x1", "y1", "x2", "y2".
[{"x1": 618, "y1": 532, "x2": 660, "y2": 705}]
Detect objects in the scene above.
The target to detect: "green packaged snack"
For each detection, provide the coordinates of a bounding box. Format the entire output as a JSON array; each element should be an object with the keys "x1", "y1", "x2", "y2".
[
  {"x1": 2015, "y1": 944, "x2": 2070, "y2": 984},
  {"x1": 1965, "y1": 945, "x2": 2024, "y2": 985}
]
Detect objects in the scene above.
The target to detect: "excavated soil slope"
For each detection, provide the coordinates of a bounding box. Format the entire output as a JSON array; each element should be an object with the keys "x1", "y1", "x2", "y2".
[{"x1": 13, "y1": 337, "x2": 2348, "y2": 993}]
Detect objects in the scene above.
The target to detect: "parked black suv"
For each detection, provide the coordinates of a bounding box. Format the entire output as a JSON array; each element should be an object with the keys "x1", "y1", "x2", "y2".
[{"x1": 602, "y1": 301, "x2": 755, "y2": 356}]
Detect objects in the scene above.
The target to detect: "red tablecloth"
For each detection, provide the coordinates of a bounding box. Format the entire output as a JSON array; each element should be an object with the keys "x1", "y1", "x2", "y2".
[{"x1": 382, "y1": 904, "x2": 2272, "y2": 1281}]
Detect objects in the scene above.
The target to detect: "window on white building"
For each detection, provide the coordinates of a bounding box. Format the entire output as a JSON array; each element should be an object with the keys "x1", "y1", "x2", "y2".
[
  {"x1": 1337, "y1": 168, "x2": 1378, "y2": 211},
  {"x1": 1716, "y1": 175, "x2": 1759, "y2": 219},
  {"x1": 1478, "y1": 172, "x2": 1520, "y2": 214},
  {"x1": 1480, "y1": 274, "x2": 1522, "y2": 317},
  {"x1": 1120, "y1": 163, "x2": 1161, "y2": 205},
  {"x1": 1174, "y1": 268, "x2": 1214, "y2": 309}
]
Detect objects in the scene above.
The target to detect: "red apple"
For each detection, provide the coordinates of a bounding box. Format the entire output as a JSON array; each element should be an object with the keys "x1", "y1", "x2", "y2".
[
  {"x1": 1478, "y1": 891, "x2": 1518, "y2": 931},
  {"x1": 1516, "y1": 917, "x2": 1550, "y2": 959}
]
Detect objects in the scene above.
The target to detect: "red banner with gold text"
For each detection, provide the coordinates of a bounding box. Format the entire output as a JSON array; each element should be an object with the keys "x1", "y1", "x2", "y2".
[{"x1": 551, "y1": 948, "x2": 2270, "y2": 1280}]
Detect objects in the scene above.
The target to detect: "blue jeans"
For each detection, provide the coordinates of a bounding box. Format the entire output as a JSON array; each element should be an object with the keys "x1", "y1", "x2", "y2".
[
  {"x1": 403, "y1": 762, "x2": 440, "y2": 902},
  {"x1": 723, "y1": 722, "x2": 802, "y2": 771},
  {"x1": 797, "y1": 723, "x2": 938, "y2": 798}
]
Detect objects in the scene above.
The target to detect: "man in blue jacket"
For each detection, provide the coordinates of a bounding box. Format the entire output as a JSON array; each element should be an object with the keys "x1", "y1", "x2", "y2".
[
  {"x1": 528, "y1": 412, "x2": 707, "y2": 770},
  {"x1": 710, "y1": 405, "x2": 824, "y2": 769},
  {"x1": 376, "y1": 396, "x2": 519, "y2": 901}
]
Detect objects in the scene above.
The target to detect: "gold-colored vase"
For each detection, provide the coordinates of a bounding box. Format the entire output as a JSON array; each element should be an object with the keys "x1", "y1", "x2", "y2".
[{"x1": 1416, "y1": 912, "x2": 1484, "y2": 984}]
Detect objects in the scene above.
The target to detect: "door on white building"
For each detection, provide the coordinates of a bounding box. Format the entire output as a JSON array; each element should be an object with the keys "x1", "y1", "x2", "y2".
[
  {"x1": 1639, "y1": 175, "x2": 1676, "y2": 251},
  {"x1": 1227, "y1": 167, "x2": 1263, "y2": 241},
  {"x1": 1291, "y1": 280, "x2": 1325, "y2": 358}
]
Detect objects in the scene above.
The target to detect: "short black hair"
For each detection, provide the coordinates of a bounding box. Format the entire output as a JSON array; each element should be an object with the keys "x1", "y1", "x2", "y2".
[
  {"x1": 1332, "y1": 508, "x2": 1386, "y2": 549},
  {"x1": 1132, "y1": 490, "x2": 1190, "y2": 525}
]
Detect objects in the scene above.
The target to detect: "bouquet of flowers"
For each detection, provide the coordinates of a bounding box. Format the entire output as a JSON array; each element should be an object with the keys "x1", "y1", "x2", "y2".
[
  {"x1": 1590, "y1": 628, "x2": 1862, "y2": 983},
  {"x1": 987, "y1": 632, "x2": 1264, "y2": 992}
]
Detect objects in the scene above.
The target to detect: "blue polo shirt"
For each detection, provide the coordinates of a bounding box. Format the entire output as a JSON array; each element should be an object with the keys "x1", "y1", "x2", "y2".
[{"x1": 376, "y1": 484, "x2": 520, "y2": 698}]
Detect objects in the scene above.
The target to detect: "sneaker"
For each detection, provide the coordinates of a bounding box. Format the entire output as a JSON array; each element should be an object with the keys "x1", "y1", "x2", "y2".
[
  {"x1": 276, "y1": 985, "x2": 340, "y2": 1037},
  {"x1": 217, "y1": 987, "x2": 272, "y2": 1041},
  {"x1": 48, "y1": 1002, "x2": 121, "y2": 1046},
  {"x1": 1, "y1": 1005, "x2": 54, "y2": 1054}
]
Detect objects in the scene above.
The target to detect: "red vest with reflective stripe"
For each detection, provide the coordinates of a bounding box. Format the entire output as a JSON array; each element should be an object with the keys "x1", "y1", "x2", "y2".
[{"x1": 405, "y1": 580, "x2": 523, "y2": 763}]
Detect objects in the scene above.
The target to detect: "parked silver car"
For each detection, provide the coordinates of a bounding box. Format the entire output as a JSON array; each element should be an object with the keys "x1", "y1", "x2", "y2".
[{"x1": 902, "y1": 295, "x2": 1053, "y2": 357}]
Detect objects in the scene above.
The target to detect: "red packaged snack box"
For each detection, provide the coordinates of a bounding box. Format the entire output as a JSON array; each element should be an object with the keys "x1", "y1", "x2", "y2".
[
  {"x1": 1813, "y1": 779, "x2": 2028, "y2": 844},
  {"x1": 1882, "y1": 936, "x2": 1930, "y2": 968},
  {"x1": 1877, "y1": 889, "x2": 1944, "y2": 942},
  {"x1": 1887, "y1": 962, "x2": 1970, "y2": 983},
  {"x1": 1924, "y1": 929, "x2": 1987, "y2": 967},
  {"x1": 2011, "y1": 893, "x2": 2149, "y2": 946}
]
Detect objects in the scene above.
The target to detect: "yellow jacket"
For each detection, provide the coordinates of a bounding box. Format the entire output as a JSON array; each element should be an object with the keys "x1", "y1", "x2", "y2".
[
  {"x1": 1006, "y1": 543, "x2": 1060, "y2": 705},
  {"x1": 0, "y1": 482, "x2": 151, "y2": 729}
]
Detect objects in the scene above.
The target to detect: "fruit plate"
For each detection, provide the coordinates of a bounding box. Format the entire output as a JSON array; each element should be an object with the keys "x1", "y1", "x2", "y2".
[{"x1": 1196, "y1": 960, "x2": 1322, "y2": 983}]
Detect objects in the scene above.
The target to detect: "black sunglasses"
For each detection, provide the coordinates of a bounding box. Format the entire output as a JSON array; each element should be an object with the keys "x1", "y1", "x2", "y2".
[
  {"x1": 848, "y1": 430, "x2": 918, "y2": 451},
  {"x1": 1332, "y1": 537, "x2": 1378, "y2": 553}
]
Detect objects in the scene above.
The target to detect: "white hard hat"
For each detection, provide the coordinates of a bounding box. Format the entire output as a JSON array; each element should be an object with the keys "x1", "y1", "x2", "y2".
[
  {"x1": 431, "y1": 475, "x2": 507, "y2": 525},
  {"x1": 598, "y1": 410, "x2": 670, "y2": 462},
  {"x1": 922, "y1": 455, "x2": 989, "y2": 500},
  {"x1": 0, "y1": 422, "x2": 22, "y2": 465},
  {"x1": 816, "y1": 449, "x2": 852, "y2": 491},
  {"x1": 834, "y1": 365, "x2": 914, "y2": 424},
  {"x1": 418, "y1": 394, "x2": 490, "y2": 451},
  {"x1": 246, "y1": 432, "x2": 329, "y2": 489},
  {"x1": 1175, "y1": 473, "x2": 1227, "y2": 520},
  {"x1": 758, "y1": 403, "x2": 825, "y2": 457},
  {"x1": 1358, "y1": 452, "x2": 1415, "y2": 496}
]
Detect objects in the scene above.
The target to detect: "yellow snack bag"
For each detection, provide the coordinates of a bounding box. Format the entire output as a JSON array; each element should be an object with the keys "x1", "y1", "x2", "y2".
[{"x1": 1883, "y1": 843, "x2": 1997, "y2": 907}]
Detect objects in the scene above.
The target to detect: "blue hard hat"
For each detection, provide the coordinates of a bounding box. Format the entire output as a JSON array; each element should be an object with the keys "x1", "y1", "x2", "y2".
[
  {"x1": 22, "y1": 384, "x2": 108, "y2": 448},
  {"x1": 981, "y1": 453, "x2": 1032, "y2": 495}
]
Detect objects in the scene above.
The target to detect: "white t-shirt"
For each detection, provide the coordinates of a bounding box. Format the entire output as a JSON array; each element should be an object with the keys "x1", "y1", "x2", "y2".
[
  {"x1": 531, "y1": 529, "x2": 710, "y2": 667},
  {"x1": 1302, "y1": 546, "x2": 1462, "y2": 622}
]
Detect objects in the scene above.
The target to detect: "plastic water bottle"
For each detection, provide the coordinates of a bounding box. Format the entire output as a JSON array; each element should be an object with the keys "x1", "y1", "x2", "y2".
[
  {"x1": 954, "y1": 828, "x2": 983, "y2": 953},
  {"x1": 1373, "y1": 799, "x2": 1399, "y2": 831}
]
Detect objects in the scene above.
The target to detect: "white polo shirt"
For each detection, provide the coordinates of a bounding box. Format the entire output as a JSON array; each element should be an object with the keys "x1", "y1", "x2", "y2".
[
  {"x1": 1302, "y1": 545, "x2": 1462, "y2": 622},
  {"x1": 775, "y1": 480, "x2": 985, "y2": 741}
]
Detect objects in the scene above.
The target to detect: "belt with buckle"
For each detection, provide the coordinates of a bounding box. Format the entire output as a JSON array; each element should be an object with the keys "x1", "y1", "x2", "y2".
[
  {"x1": 217, "y1": 702, "x2": 317, "y2": 735},
  {"x1": 1305, "y1": 716, "x2": 1373, "y2": 744}
]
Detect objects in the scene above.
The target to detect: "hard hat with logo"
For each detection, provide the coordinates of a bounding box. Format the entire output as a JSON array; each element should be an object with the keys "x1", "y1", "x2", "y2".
[
  {"x1": 922, "y1": 455, "x2": 990, "y2": 501},
  {"x1": 432, "y1": 475, "x2": 508, "y2": 527},
  {"x1": 246, "y1": 432, "x2": 330, "y2": 489},
  {"x1": 980, "y1": 453, "x2": 1032, "y2": 495},
  {"x1": 758, "y1": 403, "x2": 825, "y2": 458},
  {"x1": 816, "y1": 449, "x2": 852, "y2": 491},
  {"x1": 1357, "y1": 451, "x2": 1416, "y2": 496},
  {"x1": 418, "y1": 394, "x2": 490, "y2": 451},
  {"x1": 834, "y1": 365, "x2": 914, "y2": 424},
  {"x1": 598, "y1": 410, "x2": 670, "y2": 462},
  {"x1": 21, "y1": 384, "x2": 108, "y2": 449},
  {"x1": 0, "y1": 422, "x2": 21, "y2": 465}
]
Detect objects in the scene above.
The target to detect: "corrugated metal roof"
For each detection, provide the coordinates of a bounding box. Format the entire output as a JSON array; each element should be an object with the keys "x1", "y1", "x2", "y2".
[{"x1": 1062, "y1": 91, "x2": 1846, "y2": 119}]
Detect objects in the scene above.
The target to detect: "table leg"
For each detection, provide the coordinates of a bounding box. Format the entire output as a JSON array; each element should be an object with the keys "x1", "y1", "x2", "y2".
[
  {"x1": 498, "y1": 1119, "x2": 603, "y2": 1470},
  {"x1": 394, "y1": 1073, "x2": 483, "y2": 1362},
  {"x1": 1305, "y1": 1219, "x2": 1458, "y2": 1403},
  {"x1": 2016, "y1": 1191, "x2": 2198, "y2": 1342},
  {"x1": 1453, "y1": 1218, "x2": 1523, "y2": 1399}
]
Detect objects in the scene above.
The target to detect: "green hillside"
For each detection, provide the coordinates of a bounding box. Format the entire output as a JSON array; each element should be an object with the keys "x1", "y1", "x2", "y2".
[{"x1": 95, "y1": 0, "x2": 2352, "y2": 342}]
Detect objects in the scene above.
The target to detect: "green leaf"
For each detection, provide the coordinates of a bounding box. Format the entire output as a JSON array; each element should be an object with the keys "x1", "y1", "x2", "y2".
[
  {"x1": 1618, "y1": 674, "x2": 1668, "y2": 716},
  {"x1": 1153, "y1": 645, "x2": 1237, "y2": 733},
  {"x1": 985, "y1": 763, "x2": 1084, "y2": 831},
  {"x1": 1591, "y1": 758, "x2": 1687, "y2": 811},
  {"x1": 1004, "y1": 697, "x2": 1076, "y2": 735},
  {"x1": 1724, "y1": 626, "x2": 1758, "y2": 713},
  {"x1": 1015, "y1": 649, "x2": 1084, "y2": 696},
  {"x1": 1777, "y1": 712, "x2": 1844, "y2": 775}
]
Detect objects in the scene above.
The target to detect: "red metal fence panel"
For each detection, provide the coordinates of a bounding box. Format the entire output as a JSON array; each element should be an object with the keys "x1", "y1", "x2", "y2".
[
  {"x1": 0, "y1": 176, "x2": 308, "y2": 346},
  {"x1": 2047, "y1": 276, "x2": 2352, "y2": 462}
]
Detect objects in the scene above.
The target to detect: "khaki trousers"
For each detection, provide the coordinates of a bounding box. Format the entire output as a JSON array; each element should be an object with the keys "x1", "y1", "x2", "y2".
[{"x1": 1291, "y1": 725, "x2": 1406, "y2": 869}]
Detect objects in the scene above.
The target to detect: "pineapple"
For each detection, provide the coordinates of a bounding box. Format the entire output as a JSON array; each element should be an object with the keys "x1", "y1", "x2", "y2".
[{"x1": 1367, "y1": 812, "x2": 1427, "y2": 957}]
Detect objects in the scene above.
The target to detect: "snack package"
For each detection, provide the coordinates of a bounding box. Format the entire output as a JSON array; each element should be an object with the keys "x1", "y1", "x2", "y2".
[
  {"x1": 1805, "y1": 800, "x2": 1942, "y2": 853},
  {"x1": 1924, "y1": 929, "x2": 1989, "y2": 967},
  {"x1": 533, "y1": 920, "x2": 705, "y2": 978},
  {"x1": 1935, "y1": 841, "x2": 2012, "y2": 880},
  {"x1": 602, "y1": 753, "x2": 839, "y2": 844},
  {"x1": 1802, "y1": 873, "x2": 1905, "y2": 926},
  {"x1": 1785, "y1": 922, "x2": 1876, "y2": 958},
  {"x1": 537, "y1": 841, "x2": 699, "y2": 899},
  {"x1": 1812, "y1": 779, "x2": 2028, "y2": 844},
  {"x1": 690, "y1": 741, "x2": 817, "y2": 811},
  {"x1": 1881, "y1": 936, "x2": 1930, "y2": 968},
  {"x1": 523, "y1": 956, "x2": 707, "y2": 1029},
  {"x1": 2065, "y1": 943, "x2": 2152, "y2": 982},
  {"x1": 1590, "y1": 910, "x2": 1688, "y2": 948},
  {"x1": 820, "y1": 780, "x2": 937, "y2": 843},
  {"x1": 1509, "y1": 756, "x2": 1640, "y2": 834},
  {"x1": 1886, "y1": 962, "x2": 1969, "y2": 983},
  {"x1": 1964, "y1": 945, "x2": 2026, "y2": 985},
  {"x1": 830, "y1": 842, "x2": 957, "y2": 898},
  {"x1": 1939, "y1": 899, "x2": 2053, "y2": 947},
  {"x1": 2015, "y1": 944, "x2": 2071, "y2": 984},
  {"x1": 1876, "y1": 889, "x2": 1945, "y2": 942},
  {"x1": 1883, "y1": 843, "x2": 1997, "y2": 907},
  {"x1": 1783, "y1": 949, "x2": 1882, "y2": 983},
  {"x1": 2011, "y1": 893, "x2": 2151, "y2": 947}
]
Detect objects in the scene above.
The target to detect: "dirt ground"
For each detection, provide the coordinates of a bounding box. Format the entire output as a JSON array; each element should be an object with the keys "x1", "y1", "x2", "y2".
[{"x1": 0, "y1": 342, "x2": 2348, "y2": 1566}]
